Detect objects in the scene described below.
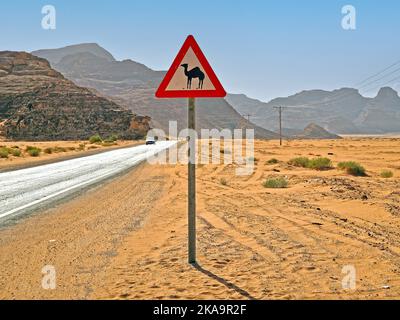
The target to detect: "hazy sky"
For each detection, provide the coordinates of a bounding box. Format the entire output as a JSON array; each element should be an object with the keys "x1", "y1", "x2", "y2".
[{"x1": 1, "y1": 0, "x2": 400, "y2": 101}]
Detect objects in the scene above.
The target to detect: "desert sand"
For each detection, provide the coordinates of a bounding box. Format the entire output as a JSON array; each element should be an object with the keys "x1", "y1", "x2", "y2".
[{"x1": 0, "y1": 138, "x2": 399, "y2": 299}]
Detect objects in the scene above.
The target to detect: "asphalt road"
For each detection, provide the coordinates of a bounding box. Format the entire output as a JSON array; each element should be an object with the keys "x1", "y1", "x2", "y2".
[{"x1": 0, "y1": 141, "x2": 176, "y2": 223}]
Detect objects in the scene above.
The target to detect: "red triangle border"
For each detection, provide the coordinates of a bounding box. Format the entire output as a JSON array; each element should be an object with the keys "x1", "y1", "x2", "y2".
[{"x1": 155, "y1": 35, "x2": 226, "y2": 98}]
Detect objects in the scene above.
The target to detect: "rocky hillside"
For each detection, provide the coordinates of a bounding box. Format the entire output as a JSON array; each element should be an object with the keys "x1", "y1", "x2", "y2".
[
  {"x1": 295, "y1": 123, "x2": 342, "y2": 139},
  {"x1": 0, "y1": 51, "x2": 150, "y2": 140},
  {"x1": 32, "y1": 43, "x2": 116, "y2": 64},
  {"x1": 32, "y1": 44, "x2": 278, "y2": 139},
  {"x1": 226, "y1": 88, "x2": 400, "y2": 135}
]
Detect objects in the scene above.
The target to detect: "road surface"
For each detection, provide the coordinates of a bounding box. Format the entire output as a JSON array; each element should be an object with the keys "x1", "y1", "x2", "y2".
[{"x1": 0, "y1": 141, "x2": 176, "y2": 223}]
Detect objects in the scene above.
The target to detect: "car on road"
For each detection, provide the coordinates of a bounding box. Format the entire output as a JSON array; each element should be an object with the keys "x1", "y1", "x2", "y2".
[{"x1": 145, "y1": 137, "x2": 156, "y2": 145}]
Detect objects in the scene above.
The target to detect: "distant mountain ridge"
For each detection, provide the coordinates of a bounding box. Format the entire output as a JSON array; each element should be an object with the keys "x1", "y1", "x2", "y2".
[
  {"x1": 295, "y1": 123, "x2": 342, "y2": 140},
  {"x1": 32, "y1": 43, "x2": 116, "y2": 64},
  {"x1": 226, "y1": 88, "x2": 400, "y2": 134},
  {"x1": 54, "y1": 52, "x2": 165, "y2": 94},
  {"x1": 32, "y1": 43, "x2": 278, "y2": 139},
  {"x1": 32, "y1": 42, "x2": 399, "y2": 136}
]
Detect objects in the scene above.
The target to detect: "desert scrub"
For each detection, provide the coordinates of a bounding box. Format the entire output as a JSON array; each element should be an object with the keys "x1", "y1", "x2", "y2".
[
  {"x1": 102, "y1": 141, "x2": 116, "y2": 147},
  {"x1": 288, "y1": 157, "x2": 332, "y2": 170},
  {"x1": 44, "y1": 147, "x2": 53, "y2": 154},
  {"x1": 107, "y1": 134, "x2": 119, "y2": 142},
  {"x1": 89, "y1": 134, "x2": 102, "y2": 144},
  {"x1": 9, "y1": 148, "x2": 21, "y2": 157},
  {"x1": 380, "y1": 170, "x2": 393, "y2": 178},
  {"x1": 337, "y1": 161, "x2": 366, "y2": 176},
  {"x1": 53, "y1": 146, "x2": 67, "y2": 153},
  {"x1": 1, "y1": 147, "x2": 21, "y2": 157},
  {"x1": 263, "y1": 177, "x2": 288, "y2": 188},
  {"x1": 307, "y1": 157, "x2": 333, "y2": 170},
  {"x1": 26, "y1": 146, "x2": 41, "y2": 157},
  {"x1": 220, "y1": 178, "x2": 228, "y2": 186},
  {"x1": 266, "y1": 158, "x2": 279, "y2": 165},
  {"x1": 288, "y1": 157, "x2": 310, "y2": 168},
  {"x1": 0, "y1": 147, "x2": 9, "y2": 158}
]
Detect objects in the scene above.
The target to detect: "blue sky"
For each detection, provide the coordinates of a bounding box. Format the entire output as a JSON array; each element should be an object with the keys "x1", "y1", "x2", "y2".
[{"x1": 1, "y1": 0, "x2": 399, "y2": 101}]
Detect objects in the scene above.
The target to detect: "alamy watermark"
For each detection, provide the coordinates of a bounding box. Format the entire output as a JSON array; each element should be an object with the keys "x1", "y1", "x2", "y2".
[
  {"x1": 41, "y1": 5, "x2": 56, "y2": 30},
  {"x1": 41, "y1": 265, "x2": 56, "y2": 290},
  {"x1": 341, "y1": 5, "x2": 356, "y2": 30},
  {"x1": 341, "y1": 265, "x2": 356, "y2": 290},
  {"x1": 146, "y1": 121, "x2": 255, "y2": 176}
]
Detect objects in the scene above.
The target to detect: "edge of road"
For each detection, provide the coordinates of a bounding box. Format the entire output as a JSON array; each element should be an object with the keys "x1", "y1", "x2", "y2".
[
  {"x1": 0, "y1": 140, "x2": 145, "y2": 173},
  {"x1": 0, "y1": 141, "x2": 179, "y2": 228},
  {"x1": 0, "y1": 160, "x2": 148, "y2": 229},
  {"x1": 0, "y1": 144, "x2": 176, "y2": 229}
]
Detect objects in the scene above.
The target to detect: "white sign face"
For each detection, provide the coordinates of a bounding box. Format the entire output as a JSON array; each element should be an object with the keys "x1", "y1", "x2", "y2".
[{"x1": 166, "y1": 47, "x2": 216, "y2": 91}]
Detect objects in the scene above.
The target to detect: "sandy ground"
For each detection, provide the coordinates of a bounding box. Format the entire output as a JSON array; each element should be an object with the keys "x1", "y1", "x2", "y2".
[
  {"x1": 0, "y1": 138, "x2": 399, "y2": 299},
  {"x1": 0, "y1": 140, "x2": 143, "y2": 171}
]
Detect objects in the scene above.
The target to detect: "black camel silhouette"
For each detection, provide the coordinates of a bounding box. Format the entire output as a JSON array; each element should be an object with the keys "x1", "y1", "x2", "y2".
[{"x1": 181, "y1": 63, "x2": 205, "y2": 89}]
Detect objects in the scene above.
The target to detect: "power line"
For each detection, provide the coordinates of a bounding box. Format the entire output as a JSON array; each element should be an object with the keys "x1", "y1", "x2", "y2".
[
  {"x1": 362, "y1": 73, "x2": 400, "y2": 94},
  {"x1": 358, "y1": 66, "x2": 400, "y2": 90},
  {"x1": 353, "y1": 59, "x2": 400, "y2": 87},
  {"x1": 216, "y1": 57, "x2": 400, "y2": 132},
  {"x1": 284, "y1": 58, "x2": 400, "y2": 108},
  {"x1": 245, "y1": 60, "x2": 400, "y2": 137}
]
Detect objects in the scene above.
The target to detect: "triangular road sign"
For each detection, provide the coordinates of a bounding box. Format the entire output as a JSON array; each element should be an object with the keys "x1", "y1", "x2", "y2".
[{"x1": 155, "y1": 35, "x2": 226, "y2": 98}]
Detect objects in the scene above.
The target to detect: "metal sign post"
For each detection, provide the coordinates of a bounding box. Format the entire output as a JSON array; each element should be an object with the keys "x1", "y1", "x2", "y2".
[
  {"x1": 188, "y1": 97, "x2": 196, "y2": 263},
  {"x1": 155, "y1": 35, "x2": 226, "y2": 264}
]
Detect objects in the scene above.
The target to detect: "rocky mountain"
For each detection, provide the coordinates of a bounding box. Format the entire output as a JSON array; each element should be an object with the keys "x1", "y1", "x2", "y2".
[
  {"x1": 354, "y1": 87, "x2": 400, "y2": 133},
  {"x1": 30, "y1": 43, "x2": 400, "y2": 136},
  {"x1": 52, "y1": 52, "x2": 165, "y2": 95},
  {"x1": 294, "y1": 123, "x2": 341, "y2": 140},
  {"x1": 32, "y1": 43, "x2": 116, "y2": 64},
  {"x1": 226, "y1": 88, "x2": 400, "y2": 135},
  {"x1": 0, "y1": 51, "x2": 150, "y2": 140},
  {"x1": 32, "y1": 43, "x2": 278, "y2": 139}
]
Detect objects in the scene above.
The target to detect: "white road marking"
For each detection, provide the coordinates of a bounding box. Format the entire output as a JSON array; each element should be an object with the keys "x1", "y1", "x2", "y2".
[{"x1": 0, "y1": 141, "x2": 176, "y2": 221}]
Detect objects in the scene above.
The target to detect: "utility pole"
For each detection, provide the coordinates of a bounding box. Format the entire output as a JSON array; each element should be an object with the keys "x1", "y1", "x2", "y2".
[
  {"x1": 273, "y1": 106, "x2": 284, "y2": 146},
  {"x1": 243, "y1": 113, "x2": 252, "y2": 122}
]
